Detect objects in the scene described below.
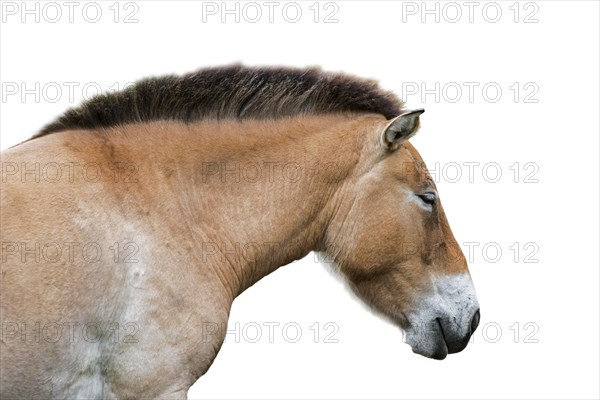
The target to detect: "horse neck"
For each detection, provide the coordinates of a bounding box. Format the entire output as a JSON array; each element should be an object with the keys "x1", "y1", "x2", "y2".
[{"x1": 114, "y1": 115, "x2": 371, "y2": 297}]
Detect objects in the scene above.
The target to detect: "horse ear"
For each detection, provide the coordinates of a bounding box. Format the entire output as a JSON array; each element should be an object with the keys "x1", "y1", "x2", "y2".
[{"x1": 382, "y1": 109, "x2": 425, "y2": 151}]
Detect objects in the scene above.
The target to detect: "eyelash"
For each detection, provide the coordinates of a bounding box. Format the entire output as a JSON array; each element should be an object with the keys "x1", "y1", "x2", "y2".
[{"x1": 417, "y1": 192, "x2": 436, "y2": 206}]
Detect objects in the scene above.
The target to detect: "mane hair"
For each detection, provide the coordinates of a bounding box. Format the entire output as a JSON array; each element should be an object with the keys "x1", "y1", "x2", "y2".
[{"x1": 33, "y1": 64, "x2": 404, "y2": 138}]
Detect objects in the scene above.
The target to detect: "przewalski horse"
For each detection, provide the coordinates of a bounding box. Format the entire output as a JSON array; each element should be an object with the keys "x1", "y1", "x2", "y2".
[{"x1": 0, "y1": 65, "x2": 480, "y2": 398}]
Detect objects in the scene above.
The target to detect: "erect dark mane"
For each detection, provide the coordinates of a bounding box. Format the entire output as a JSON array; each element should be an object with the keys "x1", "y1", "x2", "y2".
[{"x1": 33, "y1": 64, "x2": 404, "y2": 138}]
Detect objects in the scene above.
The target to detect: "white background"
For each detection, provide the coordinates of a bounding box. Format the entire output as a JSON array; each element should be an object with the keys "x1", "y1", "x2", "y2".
[{"x1": 1, "y1": 1, "x2": 599, "y2": 399}]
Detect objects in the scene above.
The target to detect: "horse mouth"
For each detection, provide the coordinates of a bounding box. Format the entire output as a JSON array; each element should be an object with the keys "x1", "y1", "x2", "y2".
[
  {"x1": 405, "y1": 318, "x2": 449, "y2": 360},
  {"x1": 407, "y1": 315, "x2": 476, "y2": 360},
  {"x1": 429, "y1": 315, "x2": 477, "y2": 359},
  {"x1": 431, "y1": 318, "x2": 449, "y2": 360}
]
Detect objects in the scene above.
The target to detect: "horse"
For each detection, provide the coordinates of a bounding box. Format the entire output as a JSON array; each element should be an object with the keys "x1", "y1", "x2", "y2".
[{"x1": 0, "y1": 65, "x2": 480, "y2": 399}]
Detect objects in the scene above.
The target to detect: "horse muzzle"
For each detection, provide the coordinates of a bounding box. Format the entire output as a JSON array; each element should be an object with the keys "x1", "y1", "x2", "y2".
[
  {"x1": 404, "y1": 308, "x2": 480, "y2": 360},
  {"x1": 403, "y1": 273, "x2": 480, "y2": 360}
]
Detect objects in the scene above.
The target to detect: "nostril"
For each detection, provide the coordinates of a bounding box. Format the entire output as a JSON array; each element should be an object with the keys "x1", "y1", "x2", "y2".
[{"x1": 471, "y1": 309, "x2": 481, "y2": 333}]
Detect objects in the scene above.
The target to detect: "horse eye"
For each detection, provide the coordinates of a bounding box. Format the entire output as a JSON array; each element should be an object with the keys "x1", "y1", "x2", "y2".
[{"x1": 417, "y1": 192, "x2": 436, "y2": 206}]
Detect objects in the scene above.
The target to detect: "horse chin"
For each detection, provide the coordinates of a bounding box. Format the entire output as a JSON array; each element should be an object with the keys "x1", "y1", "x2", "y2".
[{"x1": 413, "y1": 340, "x2": 449, "y2": 361}]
